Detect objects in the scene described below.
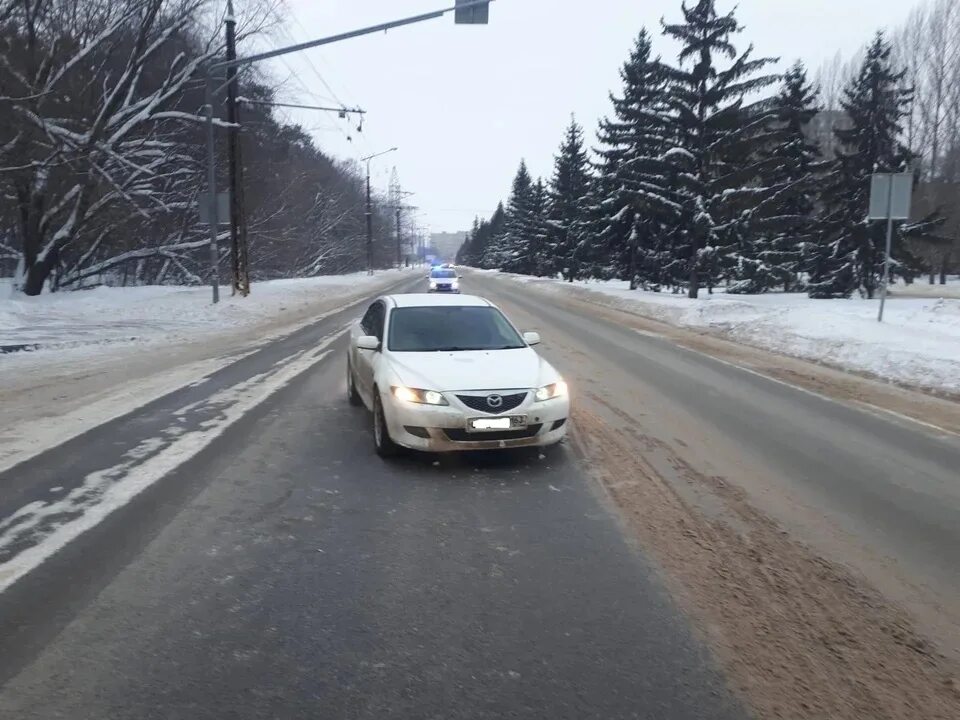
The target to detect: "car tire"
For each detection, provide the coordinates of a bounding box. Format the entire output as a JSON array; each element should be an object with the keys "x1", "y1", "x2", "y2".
[
  {"x1": 373, "y1": 390, "x2": 400, "y2": 458},
  {"x1": 347, "y1": 361, "x2": 362, "y2": 406}
]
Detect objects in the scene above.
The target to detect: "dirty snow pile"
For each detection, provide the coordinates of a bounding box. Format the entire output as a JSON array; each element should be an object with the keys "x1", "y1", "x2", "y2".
[
  {"x1": 508, "y1": 274, "x2": 960, "y2": 395},
  {"x1": 0, "y1": 271, "x2": 413, "y2": 355}
]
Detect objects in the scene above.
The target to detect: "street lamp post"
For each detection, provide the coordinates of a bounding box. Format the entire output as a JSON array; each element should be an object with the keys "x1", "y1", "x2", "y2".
[{"x1": 362, "y1": 148, "x2": 398, "y2": 275}]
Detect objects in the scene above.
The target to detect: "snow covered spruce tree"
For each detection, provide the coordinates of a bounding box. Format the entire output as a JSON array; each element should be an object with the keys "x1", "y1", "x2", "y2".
[
  {"x1": 732, "y1": 61, "x2": 823, "y2": 293},
  {"x1": 529, "y1": 177, "x2": 550, "y2": 275},
  {"x1": 457, "y1": 218, "x2": 482, "y2": 265},
  {"x1": 544, "y1": 117, "x2": 592, "y2": 281},
  {"x1": 661, "y1": 0, "x2": 780, "y2": 298},
  {"x1": 808, "y1": 32, "x2": 916, "y2": 298},
  {"x1": 497, "y1": 160, "x2": 546, "y2": 274},
  {"x1": 475, "y1": 203, "x2": 507, "y2": 269},
  {"x1": 569, "y1": 174, "x2": 613, "y2": 280},
  {"x1": 594, "y1": 29, "x2": 683, "y2": 291},
  {"x1": 768, "y1": 62, "x2": 822, "y2": 291}
]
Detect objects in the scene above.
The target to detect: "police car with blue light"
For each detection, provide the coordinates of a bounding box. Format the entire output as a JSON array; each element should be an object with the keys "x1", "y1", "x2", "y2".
[{"x1": 427, "y1": 265, "x2": 460, "y2": 293}]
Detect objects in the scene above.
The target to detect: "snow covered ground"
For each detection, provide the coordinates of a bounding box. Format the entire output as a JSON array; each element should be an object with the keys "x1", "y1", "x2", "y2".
[
  {"x1": 0, "y1": 270, "x2": 417, "y2": 472},
  {"x1": 0, "y1": 271, "x2": 413, "y2": 355},
  {"x1": 499, "y1": 274, "x2": 960, "y2": 396}
]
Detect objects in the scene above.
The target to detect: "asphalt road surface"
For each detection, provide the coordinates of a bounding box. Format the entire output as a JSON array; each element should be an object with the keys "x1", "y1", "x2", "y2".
[
  {"x1": 468, "y1": 273, "x2": 960, "y2": 636},
  {"x1": 0, "y1": 278, "x2": 743, "y2": 720}
]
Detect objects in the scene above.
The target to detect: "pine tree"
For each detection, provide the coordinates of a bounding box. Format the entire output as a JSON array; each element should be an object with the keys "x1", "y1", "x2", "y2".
[
  {"x1": 767, "y1": 61, "x2": 822, "y2": 292},
  {"x1": 457, "y1": 217, "x2": 482, "y2": 265},
  {"x1": 595, "y1": 29, "x2": 682, "y2": 290},
  {"x1": 731, "y1": 61, "x2": 822, "y2": 293},
  {"x1": 661, "y1": 0, "x2": 780, "y2": 298},
  {"x1": 478, "y1": 203, "x2": 507, "y2": 269},
  {"x1": 529, "y1": 177, "x2": 550, "y2": 275},
  {"x1": 574, "y1": 174, "x2": 616, "y2": 280},
  {"x1": 499, "y1": 161, "x2": 540, "y2": 274},
  {"x1": 809, "y1": 32, "x2": 916, "y2": 298},
  {"x1": 545, "y1": 116, "x2": 592, "y2": 281}
]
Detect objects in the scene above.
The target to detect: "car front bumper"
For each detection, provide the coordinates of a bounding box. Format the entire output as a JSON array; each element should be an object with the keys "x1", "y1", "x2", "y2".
[
  {"x1": 381, "y1": 390, "x2": 569, "y2": 452},
  {"x1": 427, "y1": 284, "x2": 460, "y2": 293}
]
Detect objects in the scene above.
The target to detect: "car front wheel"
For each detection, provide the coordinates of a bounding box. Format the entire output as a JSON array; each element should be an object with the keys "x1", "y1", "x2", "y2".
[
  {"x1": 373, "y1": 390, "x2": 400, "y2": 458},
  {"x1": 347, "y1": 361, "x2": 362, "y2": 406}
]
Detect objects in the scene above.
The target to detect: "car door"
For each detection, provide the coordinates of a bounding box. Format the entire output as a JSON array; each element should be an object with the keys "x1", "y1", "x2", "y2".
[{"x1": 354, "y1": 300, "x2": 385, "y2": 402}]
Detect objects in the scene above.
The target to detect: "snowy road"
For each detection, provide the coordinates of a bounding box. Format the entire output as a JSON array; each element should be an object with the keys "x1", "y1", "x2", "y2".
[
  {"x1": 0, "y1": 278, "x2": 740, "y2": 720},
  {"x1": 464, "y1": 272, "x2": 960, "y2": 718},
  {"x1": 0, "y1": 273, "x2": 958, "y2": 719}
]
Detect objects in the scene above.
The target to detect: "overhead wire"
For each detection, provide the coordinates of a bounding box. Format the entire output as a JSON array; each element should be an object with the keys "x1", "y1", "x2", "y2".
[
  {"x1": 271, "y1": 21, "x2": 367, "y2": 154},
  {"x1": 248, "y1": 22, "x2": 364, "y2": 161}
]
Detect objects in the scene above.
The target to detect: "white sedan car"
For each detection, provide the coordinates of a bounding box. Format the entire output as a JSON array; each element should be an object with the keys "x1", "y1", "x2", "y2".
[{"x1": 347, "y1": 294, "x2": 569, "y2": 456}]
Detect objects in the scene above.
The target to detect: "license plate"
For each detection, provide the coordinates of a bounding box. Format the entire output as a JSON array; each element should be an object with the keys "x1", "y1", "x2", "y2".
[{"x1": 469, "y1": 416, "x2": 526, "y2": 432}]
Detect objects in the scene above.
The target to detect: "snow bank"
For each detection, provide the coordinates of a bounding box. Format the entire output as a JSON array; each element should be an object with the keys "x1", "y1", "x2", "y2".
[
  {"x1": 502, "y1": 274, "x2": 960, "y2": 396},
  {"x1": 0, "y1": 271, "x2": 414, "y2": 355}
]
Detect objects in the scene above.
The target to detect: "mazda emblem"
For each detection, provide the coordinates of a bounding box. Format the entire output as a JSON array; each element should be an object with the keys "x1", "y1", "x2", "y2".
[{"x1": 486, "y1": 394, "x2": 504, "y2": 409}]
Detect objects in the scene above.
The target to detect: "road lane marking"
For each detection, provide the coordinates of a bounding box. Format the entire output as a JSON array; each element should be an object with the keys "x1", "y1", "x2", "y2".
[
  {"x1": 0, "y1": 332, "x2": 344, "y2": 595},
  {"x1": 656, "y1": 334, "x2": 960, "y2": 440}
]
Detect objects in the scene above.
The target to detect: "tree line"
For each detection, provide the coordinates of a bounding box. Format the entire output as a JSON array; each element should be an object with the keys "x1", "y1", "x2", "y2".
[
  {"x1": 458, "y1": 0, "x2": 957, "y2": 298},
  {"x1": 0, "y1": 0, "x2": 405, "y2": 296}
]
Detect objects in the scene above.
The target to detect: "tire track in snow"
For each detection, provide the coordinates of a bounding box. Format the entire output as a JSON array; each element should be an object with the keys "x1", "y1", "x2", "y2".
[{"x1": 0, "y1": 330, "x2": 343, "y2": 594}]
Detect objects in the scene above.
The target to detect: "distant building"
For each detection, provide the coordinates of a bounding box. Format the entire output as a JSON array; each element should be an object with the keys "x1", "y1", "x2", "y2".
[
  {"x1": 909, "y1": 182, "x2": 960, "y2": 282},
  {"x1": 430, "y1": 231, "x2": 467, "y2": 263},
  {"x1": 806, "y1": 109, "x2": 850, "y2": 159}
]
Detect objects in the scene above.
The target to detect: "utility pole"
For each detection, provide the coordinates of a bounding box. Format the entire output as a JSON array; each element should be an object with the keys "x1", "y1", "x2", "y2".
[
  {"x1": 365, "y1": 167, "x2": 373, "y2": 275},
  {"x1": 224, "y1": 1, "x2": 248, "y2": 296},
  {"x1": 395, "y1": 206, "x2": 402, "y2": 268},
  {"x1": 204, "y1": 73, "x2": 220, "y2": 304},
  {"x1": 361, "y1": 148, "x2": 398, "y2": 274}
]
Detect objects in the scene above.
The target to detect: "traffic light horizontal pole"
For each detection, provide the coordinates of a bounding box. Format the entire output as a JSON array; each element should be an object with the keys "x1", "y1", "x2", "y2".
[{"x1": 210, "y1": 0, "x2": 494, "y2": 73}]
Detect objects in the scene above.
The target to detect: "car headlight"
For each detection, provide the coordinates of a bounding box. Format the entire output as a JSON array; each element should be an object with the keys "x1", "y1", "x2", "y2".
[
  {"x1": 535, "y1": 381, "x2": 568, "y2": 402},
  {"x1": 392, "y1": 386, "x2": 448, "y2": 406},
  {"x1": 429, "y1": 280, "x2": 437, "y2": 288}
]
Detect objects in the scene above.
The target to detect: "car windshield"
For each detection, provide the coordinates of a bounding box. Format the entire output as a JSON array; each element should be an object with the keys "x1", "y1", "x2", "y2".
[
  {"x1": 430, "y1": 269, "x2": 457, "y2": 279},
  {"x1": 388, "y1": 306, "x2": 526, "y2": 352}
]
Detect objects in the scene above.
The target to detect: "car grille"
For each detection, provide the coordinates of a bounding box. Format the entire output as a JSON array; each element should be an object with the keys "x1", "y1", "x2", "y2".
[
  {"x1": 444, "y1": 425, "x2": 542, "y2": 442},
  {"x1": 457, "y1": 392, "x2": 527, "y2": 414}
]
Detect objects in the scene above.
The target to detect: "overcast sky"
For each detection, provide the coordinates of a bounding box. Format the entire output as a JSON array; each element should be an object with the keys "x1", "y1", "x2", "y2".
[{"x1": 269, "y1": 0, "x2": 918, "y2": 233}]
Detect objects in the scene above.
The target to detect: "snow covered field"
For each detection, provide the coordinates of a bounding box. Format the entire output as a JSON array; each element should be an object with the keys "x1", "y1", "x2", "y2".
[
  {"x1": 0, "y1": 271, "x2": 414, "y2": 355},
  {"x1": 501, "y1": 274, "x2": 960, "y2": 396}
]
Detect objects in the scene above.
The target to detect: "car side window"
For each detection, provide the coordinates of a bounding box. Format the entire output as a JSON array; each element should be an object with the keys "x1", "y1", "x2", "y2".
[
  {"x1": 361, "y1": 301, "x2": 386, "y2": 340},
  {"x1": 370, "y1": 302, "x2": 386, "y2": 340},
  {"x1": 360, "y1": 303, "x2": 378, "y2": 336}
]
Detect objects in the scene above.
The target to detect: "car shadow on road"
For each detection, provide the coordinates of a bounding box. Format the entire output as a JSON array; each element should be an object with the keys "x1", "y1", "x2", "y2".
[{"x1": 384, "y1": 444, "x2": 569, "y2": 481}]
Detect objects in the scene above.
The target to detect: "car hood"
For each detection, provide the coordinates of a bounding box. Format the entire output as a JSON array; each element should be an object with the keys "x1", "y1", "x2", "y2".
[{"x1": 388, "y1": 348, "x2": 549, "y2": 392}]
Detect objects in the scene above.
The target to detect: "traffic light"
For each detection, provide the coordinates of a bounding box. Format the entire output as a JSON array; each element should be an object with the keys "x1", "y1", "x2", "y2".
[{"x1": 455, "y1": 0, "x2": 490, "y2": 24}]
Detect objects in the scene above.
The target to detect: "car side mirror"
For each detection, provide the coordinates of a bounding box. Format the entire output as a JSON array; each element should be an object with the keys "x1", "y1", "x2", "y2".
[
  {"x1": 356, "y1": 335, "x2": 381, "y2": 351},
  {"x1": 523, "y1": 331, "x2": 541, "y2": 346}
]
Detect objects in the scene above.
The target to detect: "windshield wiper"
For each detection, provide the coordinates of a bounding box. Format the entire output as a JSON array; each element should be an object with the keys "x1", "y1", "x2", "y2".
[{"x1": 427, "y1": 345, "x2": 524, "y2": 352}]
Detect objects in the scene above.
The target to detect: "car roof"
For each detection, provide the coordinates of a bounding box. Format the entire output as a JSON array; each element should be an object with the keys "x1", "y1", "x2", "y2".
[{"x1": 387, "y1": 293, "x2": 491, "y2": 308}]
